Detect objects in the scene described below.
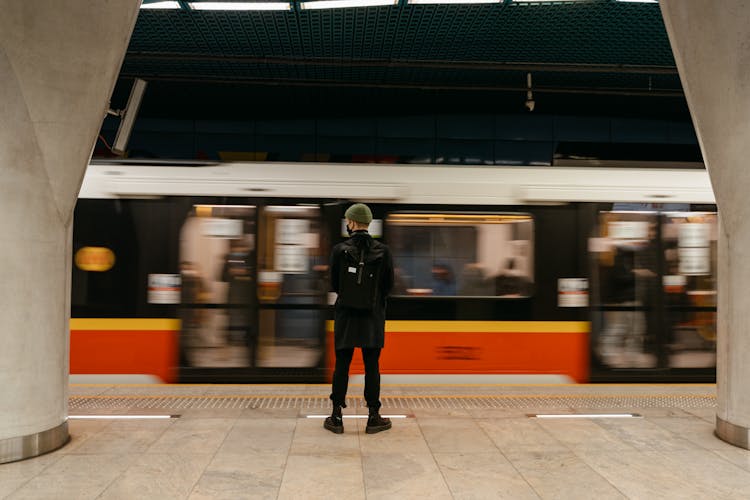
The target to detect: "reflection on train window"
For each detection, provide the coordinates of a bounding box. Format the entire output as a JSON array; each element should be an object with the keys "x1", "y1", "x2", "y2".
[
  {"x1": 387, "y1": 213, "x2": 534, "y2": 298},
  {"x1": 590, "y1": 210, "x2": 717, "y2": 371}
]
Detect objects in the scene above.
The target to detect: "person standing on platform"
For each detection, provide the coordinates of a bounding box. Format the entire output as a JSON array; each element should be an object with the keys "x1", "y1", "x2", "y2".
[{"x1": 325, "y1": 203, "x2": 395, "y2": 434}]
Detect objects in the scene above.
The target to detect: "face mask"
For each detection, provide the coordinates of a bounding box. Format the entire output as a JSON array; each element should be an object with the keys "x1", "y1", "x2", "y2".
[{"x1": 346, "y1": 224, "x2": 353, "y2": 236}]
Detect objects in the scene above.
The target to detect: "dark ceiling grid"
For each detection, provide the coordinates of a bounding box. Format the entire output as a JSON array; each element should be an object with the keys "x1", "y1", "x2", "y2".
[
  {"x1": 376, "y1": 7, "x2": 399, "y2": 60},
  {"x1": 610, "y1": 3, "x2": 674, "y2": 66},
  {"x1": 306, "y1": 8, "x2": 389, "y2": 60},
  {"x1": 207, "y1": 13, "x2": 259, "y2": 56},
  {"x1": 351, "y1": 8, "x2": 378, "y2": 60},
  {"x1": 498, "y1": 3, "x2": 613, "y2": 65},
  {"x1": 199, "y1": 14, "x2": 230, "y2": 55},
  {"x1": 444, "y1": 6, "x2": 505, "y2": 62},
  {"x1": 300, "y1": 12, "x2": 332, "y2": 59},
  {"x1": 397, "y1": 7, "x2": 489, "y2": 60},
  {"x1": 295, "y1": 11, "x2": 321, "y2": 59},
  {"x1": 124, "y1": 2, "x2": 677, "y2": 99}
]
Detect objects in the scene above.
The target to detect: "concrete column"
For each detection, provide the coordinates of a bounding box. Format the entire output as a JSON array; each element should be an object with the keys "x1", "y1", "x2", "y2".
[
  {"x1": 0, "y1": 1, "x2": 141, "y2": 462},
  {"x1": 661, "y1": 1, "x2": 750, "y2": 449}
]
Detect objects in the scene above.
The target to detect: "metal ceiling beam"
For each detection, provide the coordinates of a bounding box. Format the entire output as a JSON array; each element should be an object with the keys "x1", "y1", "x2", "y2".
[
  {"x1": 118, "y1": 72, "x2": 684, "y2": 96},
  {"x1": 126, "y1": 52, "x2": 679, "y2": 75}
]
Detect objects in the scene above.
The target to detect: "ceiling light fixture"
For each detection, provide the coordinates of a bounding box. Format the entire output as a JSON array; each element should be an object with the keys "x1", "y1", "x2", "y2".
[
  {"x1": 512, "y1": 0, "x2": 590, "y2": 3},
  {"x1": 300, "y1": 0, "x2": 397, "y2": 9},
  {"x1": 409, "y1": 0, "x2": 500, "y2": 4},
  {"x1": 188, "y1": 1, "x2": 292, "y2": 10},
  {"x1": 140, "y1": 1, "x2": 181, "y2": 8}
]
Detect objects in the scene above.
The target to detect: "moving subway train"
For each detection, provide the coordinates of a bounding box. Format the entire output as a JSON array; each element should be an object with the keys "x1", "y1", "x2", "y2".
[{"x1": 71, "y1": 161, "x2": 717, "y2": 383}]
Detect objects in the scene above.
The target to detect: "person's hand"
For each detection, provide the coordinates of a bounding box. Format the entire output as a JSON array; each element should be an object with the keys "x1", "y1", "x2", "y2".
[{"x1": 633, "y1": 268, "x2": 656, "y2": 278}]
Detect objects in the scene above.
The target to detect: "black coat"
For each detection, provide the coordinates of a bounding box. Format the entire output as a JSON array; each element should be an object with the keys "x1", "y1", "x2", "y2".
[{"x1": 330, "y1": 231, "x2": 394, "y2": 349}]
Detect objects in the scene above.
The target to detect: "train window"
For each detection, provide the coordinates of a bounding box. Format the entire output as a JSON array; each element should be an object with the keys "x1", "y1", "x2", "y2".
[{"x1": 386, "y1": 213, "x2": 534, "y2": 298}]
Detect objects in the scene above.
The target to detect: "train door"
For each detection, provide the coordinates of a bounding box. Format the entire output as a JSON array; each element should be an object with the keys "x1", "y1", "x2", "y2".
[
  {"x1": 178, "y1": 204, "x2": 258, "y2": 371},
  {"x1": 256, "y1": 205, "x2": 328, "y2": 371},
  {"x1": 177, "y1": 202, "x2": 329, "y2": 382},
  {"x1": 589, "y1": 209, "x2": 717, "y2": 380},
  {"x1": 660, "y1": 211, "x2": 717, "y2": 371}
]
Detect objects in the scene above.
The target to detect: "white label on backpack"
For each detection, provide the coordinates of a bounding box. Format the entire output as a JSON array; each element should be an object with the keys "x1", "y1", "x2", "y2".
[{"x1": 348, "y1": 267, "x2": 356, "y2": 273}]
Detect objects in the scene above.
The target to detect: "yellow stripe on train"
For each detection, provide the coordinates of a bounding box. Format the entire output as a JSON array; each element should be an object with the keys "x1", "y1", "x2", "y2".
[
  {"x1": 70, "y1": 318, "x2": 181, "y2": 331},
  {"x1": 326, "y1": 320, "x2": 590, "y2": 333}
]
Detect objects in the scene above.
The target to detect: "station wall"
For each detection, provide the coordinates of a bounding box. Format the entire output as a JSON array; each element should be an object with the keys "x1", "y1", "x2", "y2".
[{"x1": 96, "y1": 113, "x2": 700, "y2": 166}]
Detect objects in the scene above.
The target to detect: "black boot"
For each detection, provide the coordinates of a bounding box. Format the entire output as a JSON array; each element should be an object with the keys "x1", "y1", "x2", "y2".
[
  {"x1": 324, "y1": 405, "x2": 344, "y2": 434},
  {"x1": 366, "y1": 410, "x2": 391, "y2": 434}
]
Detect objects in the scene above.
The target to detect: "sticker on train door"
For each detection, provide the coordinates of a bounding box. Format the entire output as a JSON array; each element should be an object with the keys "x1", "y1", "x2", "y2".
[
  {"x1": 148, "y1": 274, "x2": 181, "y2": 304},
  {"x1": 558, "y1": 278, "x2": 589, "y2": 307}
]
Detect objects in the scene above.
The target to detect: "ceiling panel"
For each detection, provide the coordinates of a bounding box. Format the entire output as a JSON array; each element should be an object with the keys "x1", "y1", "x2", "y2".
[{"x1": 124, "y1": 0, "x2": 677, "y2": 96}]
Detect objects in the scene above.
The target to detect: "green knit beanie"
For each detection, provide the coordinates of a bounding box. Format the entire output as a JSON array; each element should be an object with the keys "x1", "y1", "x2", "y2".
[{"x1": 345, "y1": 203, "x2": 373, "y2": 224}]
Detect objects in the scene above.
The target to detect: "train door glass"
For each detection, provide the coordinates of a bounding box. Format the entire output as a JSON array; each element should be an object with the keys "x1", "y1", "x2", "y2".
[
  {"x1": 256, "y1": 205, "x2": 327, "y2": 368},
  {"x1": 591, "y1": 211, "x2": 660, "y2": 369},
  {"x1": 179, "y1": 204, "x2": 258, "y2": 368},
  {"x1": 661, "y1": 212, "x2": 717, "y2": 368},
  {"x1": 590, "y1": 210, "x2": 717, "y2": 371}
]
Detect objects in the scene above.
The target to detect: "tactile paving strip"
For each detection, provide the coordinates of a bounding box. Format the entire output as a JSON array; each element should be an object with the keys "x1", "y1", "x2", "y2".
[{"x1": 69, "y1": 394, "x2": 716, "y2": 411}]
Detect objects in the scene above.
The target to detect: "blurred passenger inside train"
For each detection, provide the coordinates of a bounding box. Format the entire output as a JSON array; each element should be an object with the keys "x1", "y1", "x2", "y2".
[
  {"x1": 391, "y1": 267, "x2": 409, "y2": 295},
  {"x1": 495, "y1": 258, "x2": 531, "y2": 296},
  {"x1": 221, "y1": 238, "x2": 257, "y2": 365},
  {"x1": 598, "y1": 233, "x2": 658, "y2": 367},
  {"x1": 459, "y1": 263, "x2": 493, "y2": 296},
  {"x1": 431, "y1": 263, "x2": 456, "y2": 295}
]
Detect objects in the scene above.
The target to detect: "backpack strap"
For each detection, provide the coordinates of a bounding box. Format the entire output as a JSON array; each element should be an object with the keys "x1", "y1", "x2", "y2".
[{"x1": 356, "y1": 246, "x2": 366, "y2": 284}]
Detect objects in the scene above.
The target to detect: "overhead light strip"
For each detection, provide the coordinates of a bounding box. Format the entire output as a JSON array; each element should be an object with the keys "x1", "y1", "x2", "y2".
[
  {"x1": 409, "y1": 0, "x2": 501, "y2": 4},
  {"x1": 140, "y1": 1, "x2": 182, "y2": 8},
  {"x1": 300, "y1": 0, "x2": 397, "y2": 9},
  {"x1": 511, "y1": 0, "x2": 590, "y2": 3},
  {"x1": 188, "y1": 1, "x2": 292, "y2": 10}
]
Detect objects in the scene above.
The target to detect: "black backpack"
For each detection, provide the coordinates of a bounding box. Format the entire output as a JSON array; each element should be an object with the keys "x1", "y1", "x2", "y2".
[{"x1": 337, "y1": 241, "x2": 384, "y2": 311}]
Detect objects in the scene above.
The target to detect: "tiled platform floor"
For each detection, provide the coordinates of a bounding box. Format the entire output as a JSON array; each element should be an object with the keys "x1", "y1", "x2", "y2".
[{"x1": 3, "y1": 383, "x2": 750, "y2": 499}]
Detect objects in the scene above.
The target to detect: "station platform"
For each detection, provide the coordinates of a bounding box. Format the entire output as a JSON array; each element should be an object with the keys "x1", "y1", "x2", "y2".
[{"x1": 2, "y1": 383, "x2": 749, "y2": 499}]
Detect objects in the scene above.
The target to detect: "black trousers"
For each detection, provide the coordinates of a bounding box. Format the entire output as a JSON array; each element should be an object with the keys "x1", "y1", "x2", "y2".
[{"x1": 330, "y1": 347, "x2": 382, "y2": 411}]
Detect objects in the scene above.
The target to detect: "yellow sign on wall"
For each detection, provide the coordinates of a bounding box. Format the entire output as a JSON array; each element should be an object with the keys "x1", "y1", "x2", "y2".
[{"x1": 75, "y1": 247, "x2": 115, "y2": 272}]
